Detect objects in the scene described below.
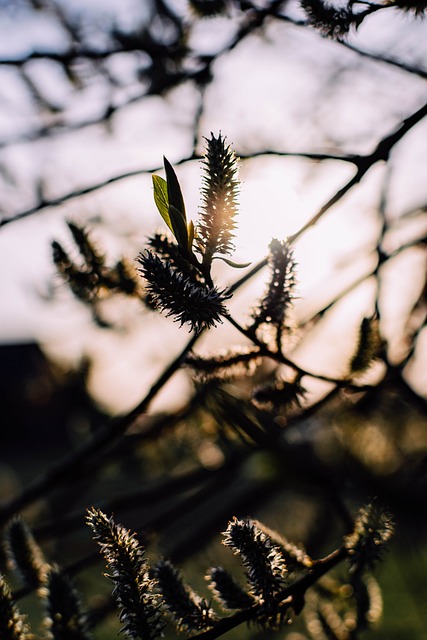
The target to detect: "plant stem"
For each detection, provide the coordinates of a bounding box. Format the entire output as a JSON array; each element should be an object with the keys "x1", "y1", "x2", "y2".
[{"x1": 190, "y1": 546, "x2": 348, "y2": 640}]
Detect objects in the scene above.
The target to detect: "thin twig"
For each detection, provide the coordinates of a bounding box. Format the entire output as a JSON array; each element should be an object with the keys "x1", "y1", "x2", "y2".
[{"x1": 190, "y1": 546, "x2": 348, "y2": 640}]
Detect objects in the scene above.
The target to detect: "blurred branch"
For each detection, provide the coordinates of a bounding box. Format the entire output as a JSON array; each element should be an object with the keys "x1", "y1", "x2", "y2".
[
  {"x1": 276, "y1": 13, "x2": 427, "y2": 80},
  {"x1": 2, "y1": 99, "x2": 425, "y2": 525},
  {"x1": 0, "y1": 151, "x2": 356, "y2": 228},
  {"x1": 1, "y1": 0, "x2": 424, "y2": 157},
  {"x1": 32, "y1": 465, "x2": 220, "y2": 541},
  {"x1": 0, "y1": 330, "x2": 200, "y2": 526},
  {"x1": 13, "y1": 450, "x2": 249, "y2": 601},
  {"x1": 339, "y1": 40, "x2": 427, "y2": 80},
  {"x1": 4, "y1": 92, "x2": 425, "y2": 228},
  {"x1": 225, "y1": 313, "x2": 373, "y2": 388},
  {"x1": 0, "y1": 81, "x2": 185, "y2": 149},
  {"x1": 289, "y1": 99, "x2": 427, "y2": 242},
  {"x1": 0, "y1": 1, "x2": 279, "y2": 152},
  {"x1": 226, "y1": 100, "x2": 427, "y2": 300},
  {"x1": 0, "y1": 160, "x2": 187, "y2": 227},
  {"x1": 0, "y1": 47, "x2": 152, "y2": 66}
]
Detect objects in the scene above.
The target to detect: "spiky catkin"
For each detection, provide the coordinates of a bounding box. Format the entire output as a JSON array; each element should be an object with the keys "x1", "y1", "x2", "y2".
[
  {"x1": 51, "y1": 240, "x2": 84, "y2": 285},
  {"x1": 206, "y1": 566, "x2": 255, "y2": 611},
  {"x1": 4, "y1": 517, "x2": 49, "y2": 589},
  {"x1": 196, "y1": 133, "x2": 240, "y2": 262},
  {"x1": 250, "y1": 520, "x2": 312, "y2": 575},
  {"x1": 253, "y1": 378, "x2": 306, "y2": 412},
  {"x1": 153, "y1": 559, "x2": 217, "y2": 632},
  {"x1": 184, "y1": 347, "x2": 261, "y2": 382},
  {"x1": 43, "y1": 567, "x2": 92, "y2": 640},
  {"x1": 387, "y1": 0, "x2": 427, "y2": 15},
  {"x1": 345, "y1": 502, "x2": 394, "y2": 571},
  {"x1": 300, "y1": 0, "x2": 353, "y2": 38},
  {"x1": 349, "y1": 316, "x2": 382, "y2": 375},
  {"x1": 0, "y1": 574, "x2": 32, "y2": 640},
  {"x1": 53, "y1": 222, "x2": 139, "y2": 302},
  {"x1": 52, "y1": 240, "x2": 73, "y2": 273},
  {"x1": 137, "y1": 250, "x2": 231, "y2": 332},
  {"x1": 86, "y1": 508, "x2": 164, "y2": 640},
  {"x1": 147, "y1": 233, "x2": 204, "y2": 283},
  {"x1": 66, "y1": 222, "x2": 105, "y2": 271},
  {"x1": 52, "y1": 240, "x2": 98, "y2": 302},
  {"x1": 206, "y1": 386, "x2": 281, "y2": 446},
  {"x1": 222, "y1": 518, "x2": 288, "y2": 609},
  {"x1": 251, "y1": 239, "x2": 297, "y2": 332},
  {"x1": 110, "y1": 259, "x2": 139, "y2": 295}
]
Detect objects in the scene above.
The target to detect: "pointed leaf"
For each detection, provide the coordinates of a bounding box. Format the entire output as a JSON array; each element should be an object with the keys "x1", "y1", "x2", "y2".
[
  {"x1": 187, "y1": 219, "x2": 195, "y2": 253},
  {"x1": 213, "y1": 256, "x2": 252, "y2": 268},
  {"x1": 152, "y1": 175, "x2": 173, "y2": 233},
  {"x1": 164, "y1": 156, "x2": 186, "y2": 221},
  {"x1": 169, "y1": 204, "x2": 189, "y2": 251}
]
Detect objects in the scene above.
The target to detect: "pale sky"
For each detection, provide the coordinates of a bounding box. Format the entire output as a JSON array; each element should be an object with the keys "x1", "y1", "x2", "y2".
[{"x1": 0, "y1": 0, "x2": 426, "y2": 411}]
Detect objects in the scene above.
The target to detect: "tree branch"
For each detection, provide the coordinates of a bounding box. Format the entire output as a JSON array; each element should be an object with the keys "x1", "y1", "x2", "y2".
[{"x1": 0, "y1": 331, "x2": 200, "y2": 526}]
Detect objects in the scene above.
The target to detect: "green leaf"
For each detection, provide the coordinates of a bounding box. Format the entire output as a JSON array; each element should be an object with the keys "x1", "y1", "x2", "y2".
[
  {"x1": 160, "y1": 157, "x2": 189, "y2": 252},
  {"x1": 152, "y1": 175, "x2": 173, "y2": 233},
  {"x1": 213, "y1": 256, "x2": 252, "y2": 268},
  {"x1": 164, "y1": 156, "x2": 186, "y2": 222},
  {"x1": 169, "y1": 204, "x2": 189, "y2": 251},
  {"x1": 187, "y1": 220, "x2": 195, "y2": 253}
]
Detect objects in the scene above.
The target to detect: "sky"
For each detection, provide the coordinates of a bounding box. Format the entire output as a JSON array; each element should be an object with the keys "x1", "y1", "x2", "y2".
[{"x1": 0, "y1": 0, "x2": 426, "y2": 412}]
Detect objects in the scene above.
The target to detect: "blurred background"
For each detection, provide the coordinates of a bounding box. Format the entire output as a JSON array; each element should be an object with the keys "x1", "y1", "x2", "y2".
[{"x1": 0, "y1": 1, "x2": 426, "y2": 638}]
